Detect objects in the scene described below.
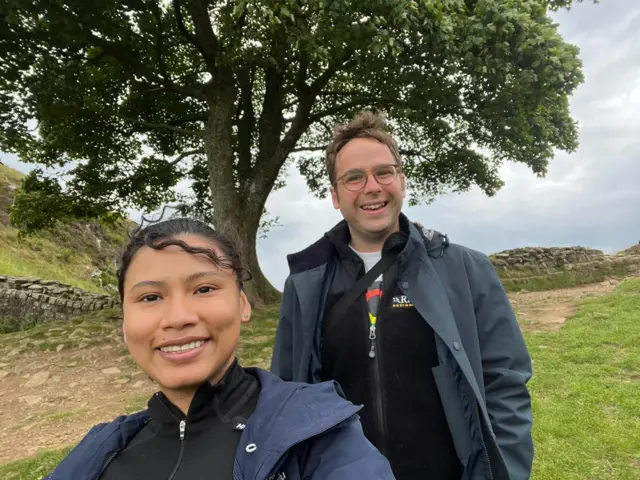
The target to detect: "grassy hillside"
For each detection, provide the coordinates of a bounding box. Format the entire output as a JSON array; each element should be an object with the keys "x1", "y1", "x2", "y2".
[{"x1": 0, "y1": 164, "x2": 129, "y2": 293}]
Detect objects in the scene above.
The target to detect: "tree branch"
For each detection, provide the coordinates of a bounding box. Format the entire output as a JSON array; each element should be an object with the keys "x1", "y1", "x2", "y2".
[
  {"x1": 46, "y1": 1, "x2": 204, "y2": 101},
  {"x1": 237, "y1": 66, "x2": 256, "y2": 177},
  {"x1": 309, "y1": 51, "x2": 356, "y2": 95},
  {"x1": 174, "y1": 0, "x2": 218, "y2": 74},
  {"x1": 310, "y1": 97, "x2": 378, "y2": 122},
  {"x1": 168, "y1": 148, "x2": 204, "y2": 165},
  {"x1": 119, "y1": 116, "x2": 203, "y2": 137},
  {"x1": 291, "y1": 145, "x2": 327, "y2": 153}
]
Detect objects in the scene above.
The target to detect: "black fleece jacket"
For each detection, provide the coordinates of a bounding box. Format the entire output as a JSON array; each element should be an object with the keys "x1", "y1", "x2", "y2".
[{"x1": 320, "y1": 220, "x2": 461, "y2": 480}]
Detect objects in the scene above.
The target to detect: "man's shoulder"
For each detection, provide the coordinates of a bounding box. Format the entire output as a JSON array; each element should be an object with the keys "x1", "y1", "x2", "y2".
[{"x1": 286, "y1": 235, "x2": 334, "y2": 275}]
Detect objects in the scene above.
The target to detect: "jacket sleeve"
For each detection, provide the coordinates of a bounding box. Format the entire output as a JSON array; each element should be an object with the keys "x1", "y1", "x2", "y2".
[
  {"x1": 302, "y1": 415, "x2": 396, "y2": 479},
  {"x1": 467, "y1": 251, "x2": 534, "y2": 480},
  {"x1": 269, "y1": 275, "x2": 298, "y2": 381}
]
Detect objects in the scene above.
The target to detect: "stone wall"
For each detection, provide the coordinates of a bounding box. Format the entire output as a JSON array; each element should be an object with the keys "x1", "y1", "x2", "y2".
[
  {"x1": 490, "y1": 246, "x2": 640, "y2": 290},
  {"x1": 0, "y1": 276, "x2": 118, "y2": 328},
  {"x1": 490, "y1": 246, "x2": 606, "y2": 270}
]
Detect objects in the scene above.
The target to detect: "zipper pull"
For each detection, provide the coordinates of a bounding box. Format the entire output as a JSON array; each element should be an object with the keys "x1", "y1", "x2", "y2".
[
  {"x1": 179, "y1": 420, "x2": 186, "y2": 441},
  {"x1": 369, "y1": 325, "x2": 376, "y2": 359}
]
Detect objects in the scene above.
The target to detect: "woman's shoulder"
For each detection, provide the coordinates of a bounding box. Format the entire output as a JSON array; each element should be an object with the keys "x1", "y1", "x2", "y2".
[
  {"x1": 43, "y1": 410, "x2": 150, "y2": 480},
  {"x1": 241, "y1": 368, "x2": 393, "y2": 479}
]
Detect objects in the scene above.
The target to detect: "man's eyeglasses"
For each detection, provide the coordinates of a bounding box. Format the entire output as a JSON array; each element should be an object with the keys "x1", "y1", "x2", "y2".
[{"x1": 333, "y1": 164, "x2": 401, "y2": 192}]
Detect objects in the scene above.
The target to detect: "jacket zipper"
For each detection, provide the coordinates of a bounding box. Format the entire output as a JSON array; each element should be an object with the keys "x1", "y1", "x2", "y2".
[
  {"x1": 475, "y1": 403, "x2": 494, "y2": 480},
  {"x1": 368, "y1": 276, "x2": 388, "y2": 455},
  {"x1": 167, "y1": 420, "x2": 186, "y2": 480},
  {"x1": 91, "y1": 449, "x2": 121, "y2": 480}
]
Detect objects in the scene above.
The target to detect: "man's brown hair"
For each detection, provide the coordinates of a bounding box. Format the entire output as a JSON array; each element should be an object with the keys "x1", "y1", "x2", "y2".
[{"x1": 325, "y1": 111, "x2": 402, "y2": 185}]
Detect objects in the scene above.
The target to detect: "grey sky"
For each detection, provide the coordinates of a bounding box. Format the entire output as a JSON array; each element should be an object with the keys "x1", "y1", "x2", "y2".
[{"x1": 2, "y1": 0, "x2": 639, "y2": 290}]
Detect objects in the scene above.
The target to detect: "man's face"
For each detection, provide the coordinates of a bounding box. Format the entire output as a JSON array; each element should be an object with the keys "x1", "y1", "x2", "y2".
[{"x1": 330, "y1": 137, "x2": 406, "y2": 248}]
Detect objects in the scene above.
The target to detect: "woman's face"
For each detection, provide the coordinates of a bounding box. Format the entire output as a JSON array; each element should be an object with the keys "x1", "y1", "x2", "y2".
[{"x1": 121, "y1": 234, "x2": 250, "y2": 395}]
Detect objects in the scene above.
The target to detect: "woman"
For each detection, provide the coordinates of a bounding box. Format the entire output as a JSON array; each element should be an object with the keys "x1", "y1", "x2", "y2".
[{"x1": 46, "y1": 218, "x2": 394, "y2": 480}]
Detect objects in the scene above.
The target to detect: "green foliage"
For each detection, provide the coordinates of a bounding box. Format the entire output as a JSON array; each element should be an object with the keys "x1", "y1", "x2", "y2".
[
  {"x1": 0, "y1": 0, "x2": 591, "y2": 300},
  {"x1": 0, "y1": 165, "x2": 129, "y2": 290}
]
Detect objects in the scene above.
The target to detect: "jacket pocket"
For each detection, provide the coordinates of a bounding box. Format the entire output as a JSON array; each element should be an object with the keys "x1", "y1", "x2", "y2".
[{"x1": 432, "y1": 364, "x2": 473, "y2": 465}]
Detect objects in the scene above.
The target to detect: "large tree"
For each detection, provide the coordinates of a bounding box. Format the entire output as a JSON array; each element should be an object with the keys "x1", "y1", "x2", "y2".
[{"x1": 0, "y1": 0, "x2": 588, "y2": 304}]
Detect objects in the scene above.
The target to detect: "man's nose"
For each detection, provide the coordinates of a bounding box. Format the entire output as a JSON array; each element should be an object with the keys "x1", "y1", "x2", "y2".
[{"x1": 363, "y1": 172, "x2": 382, "y2": 194}]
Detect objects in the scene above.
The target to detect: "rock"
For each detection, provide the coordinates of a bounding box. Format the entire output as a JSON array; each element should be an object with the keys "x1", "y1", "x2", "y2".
[
  {"x1": 102, "y1": 367, "x2": 122, "y2": 375},
  {"x1": 0, "y1": 363, "x2": 8, "y2": 368},
  {"x1": 0, "y1": 371, "x2": 9, "y2": 380},
  {"x1": 56, "y1": 344, "x2": 65, "y2": 352},
  {"x1": 7, "y1": 348, "x2": 21, "y2": 357},
  {"x1": 115, "y1": 378, "x2": 130, "y2": 385},
  {"x1": 20, "y1": 395, "x2": 43, "y2": 406},
  {"x1": 132, "y1": 380, "x2": 146, "y2": 388},
  {"x1": 25, "y1": 371, "x2": 50, "y2": 388}
]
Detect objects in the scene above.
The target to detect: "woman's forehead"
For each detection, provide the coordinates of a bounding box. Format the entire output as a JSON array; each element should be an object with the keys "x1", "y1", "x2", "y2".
[{"x1": 126, "y1": 236, "x2": 230, "y2": 281}]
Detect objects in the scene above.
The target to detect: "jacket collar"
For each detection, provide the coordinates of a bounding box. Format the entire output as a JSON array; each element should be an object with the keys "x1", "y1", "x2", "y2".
[
  {"x1": 235, "y1": 369, "x2": 360, "y2": 479},
  {"x1": 287, "y1": 212, "x2": 449, "y2": 275},
  {"x1": 46, "y1": 369, "x2": 359, "y2": 480},
  {"x1": 148, "y1": 359, "x2": 259, "y2": 426}
]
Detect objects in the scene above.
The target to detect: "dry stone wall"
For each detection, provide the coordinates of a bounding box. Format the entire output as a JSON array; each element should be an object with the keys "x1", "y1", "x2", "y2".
[
  {"x1": 490, "y1": 246, "x2": 640, "y2": 288},
  {"x1": 0, "y1": 276, "x2": 118, "y2": 328}
]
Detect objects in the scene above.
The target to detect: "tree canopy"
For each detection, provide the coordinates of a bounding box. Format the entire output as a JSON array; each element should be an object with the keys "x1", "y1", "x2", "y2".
[{"x1": 0, "y1": 0, "x2": 589, "y2": 303}]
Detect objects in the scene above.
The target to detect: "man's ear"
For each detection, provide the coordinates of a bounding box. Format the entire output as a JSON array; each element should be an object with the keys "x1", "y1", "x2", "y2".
[{"x1": 330, "y1": 185, "x2": 340, "y2": 210}]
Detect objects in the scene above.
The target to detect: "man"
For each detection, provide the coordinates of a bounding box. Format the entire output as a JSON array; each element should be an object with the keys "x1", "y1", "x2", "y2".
[{"x1": 270, "y1": 111, "x2": 533, "y2": 480}]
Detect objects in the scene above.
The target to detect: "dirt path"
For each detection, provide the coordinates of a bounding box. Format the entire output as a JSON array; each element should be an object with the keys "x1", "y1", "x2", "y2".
[
  {"x1": 510, "y1": 279, "x2": 621, "y2": 332},
  {"x1": 0, "y1": 279, "x2": 628, "y2": 464}
]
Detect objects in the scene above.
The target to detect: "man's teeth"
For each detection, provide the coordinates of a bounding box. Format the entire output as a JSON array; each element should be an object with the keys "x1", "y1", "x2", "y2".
[
  {"x1": 160, "y1": 340, "x2": 205, "y2": 353},
  {"x1": 362, "y1": 203, "x2": 386, "y2": 210}
]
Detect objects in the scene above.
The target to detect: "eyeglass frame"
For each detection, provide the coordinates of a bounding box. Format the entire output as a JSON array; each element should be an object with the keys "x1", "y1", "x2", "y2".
[{"x1": 332, "y1": 163, "x2": 403, "y2": 192}]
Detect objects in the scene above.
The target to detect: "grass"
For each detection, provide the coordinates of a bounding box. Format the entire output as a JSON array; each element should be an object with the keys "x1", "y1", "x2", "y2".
[
  {"x1": 0, "y1": 449, "x2": 71, "y2": 480},
  {"x1": 498, "y1": 264, "x2": 636, "y2": 292},
  {"x1": 1, "y1": 286, "x2": 638, "y2": 479},
  {"x1": 0, "y1": 224, "x2": 117, "y2": 293},
  {"x1": 0, "y1": 308, "x2": 123, "y2": 350},
  {"x1": 527, "y1": 279, "x2": 640, "y2": 479},
  {"x1": 0, "y1": 163, "x2": 129, "y2": 293}
]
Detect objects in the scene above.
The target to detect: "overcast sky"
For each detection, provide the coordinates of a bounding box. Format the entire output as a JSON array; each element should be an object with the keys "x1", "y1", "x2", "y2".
[{"x1": 2, "y1": 0, "x2": 639, "y2": 290}]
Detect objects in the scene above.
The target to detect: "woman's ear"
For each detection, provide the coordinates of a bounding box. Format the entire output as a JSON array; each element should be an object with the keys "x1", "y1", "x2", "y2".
[{"x1": 240, "y1": 290, "x2": 251, "y2": 324}]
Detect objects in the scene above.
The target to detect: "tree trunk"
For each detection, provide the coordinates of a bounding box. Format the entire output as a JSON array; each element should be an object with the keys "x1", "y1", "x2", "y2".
[
  {"x1": 203, "y1": 72, "x2": 282, "y2": 307},
  {"x1": 221, "y1": 214, "x2": 282, "y2": 308}
]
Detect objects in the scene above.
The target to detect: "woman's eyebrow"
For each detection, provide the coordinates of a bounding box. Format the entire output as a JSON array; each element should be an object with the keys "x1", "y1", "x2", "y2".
[
  {"x1": 184, "y1": 271, "x2": 222, "y2": 283},
  {"x1": 131, "y1": 280, "x2": 164, "y2": 291}
]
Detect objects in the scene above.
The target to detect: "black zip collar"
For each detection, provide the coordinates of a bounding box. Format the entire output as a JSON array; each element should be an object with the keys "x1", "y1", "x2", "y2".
[{"x1": 148, "y1": 359, "x2": 259, "y2": 425}]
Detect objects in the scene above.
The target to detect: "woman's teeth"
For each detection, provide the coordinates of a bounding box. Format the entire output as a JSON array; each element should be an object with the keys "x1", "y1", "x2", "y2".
[{"x1": 160, "y1": 340, "x2": 205, "y2": 353}]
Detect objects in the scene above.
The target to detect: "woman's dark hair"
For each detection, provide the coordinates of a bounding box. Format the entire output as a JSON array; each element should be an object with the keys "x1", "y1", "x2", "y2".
[{"x1": 117, "y1": 217, "x2": 252, "y2": 300}]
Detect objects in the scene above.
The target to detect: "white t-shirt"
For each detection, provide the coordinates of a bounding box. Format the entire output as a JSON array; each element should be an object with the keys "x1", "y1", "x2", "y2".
[{"x1": 349, "y1": 246, "x2": 382, "y2": 281}]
